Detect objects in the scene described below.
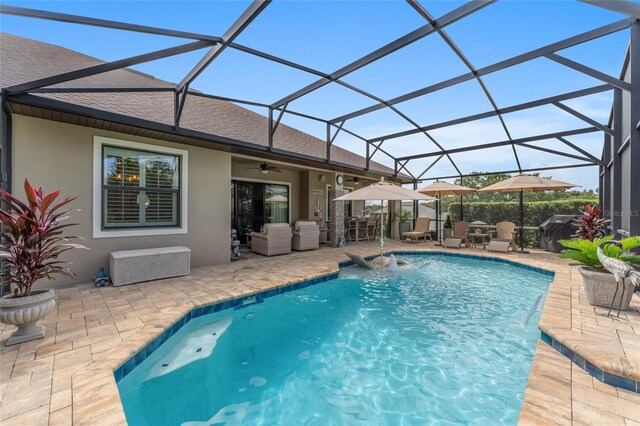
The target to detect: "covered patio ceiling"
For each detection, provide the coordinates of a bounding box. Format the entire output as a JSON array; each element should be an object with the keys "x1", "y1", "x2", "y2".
[{"x1": 1, "y1": 0, "x2": 638, "y2": 185}]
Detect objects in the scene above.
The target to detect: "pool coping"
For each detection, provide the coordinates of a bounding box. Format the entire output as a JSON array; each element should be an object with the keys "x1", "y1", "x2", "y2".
[{"x1": 537, "y1": 270, "x2": 640, "y2": 386}]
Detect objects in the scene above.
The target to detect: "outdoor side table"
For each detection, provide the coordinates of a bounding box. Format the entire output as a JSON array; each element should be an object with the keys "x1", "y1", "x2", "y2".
[{"x1": 469, "y1": 233, "x2": 490, "y2": 249}]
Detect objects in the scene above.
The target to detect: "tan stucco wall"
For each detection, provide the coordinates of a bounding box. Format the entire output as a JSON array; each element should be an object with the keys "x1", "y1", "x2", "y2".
[
  {"x1": 302, "y1": 170, "x2": 334, "y2": 221},
  {"x1": 12, "y1": 115, "x2": 232, "y2": 287},
  {"x1": 231, "y1": 162, "x2": 301, "y2": 223}
]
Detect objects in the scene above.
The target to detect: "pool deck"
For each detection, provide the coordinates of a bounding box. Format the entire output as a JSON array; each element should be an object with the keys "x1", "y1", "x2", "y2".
[{"x1": 0, "y1": 241, "x2": 638, "y2": 425}]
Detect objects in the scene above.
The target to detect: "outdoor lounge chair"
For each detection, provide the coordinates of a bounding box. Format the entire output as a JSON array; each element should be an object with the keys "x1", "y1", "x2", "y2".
[
  {"x1": 250, "y1": 223, "x2": 292, "y2": 256},
  {"x1": 402, "y1": 217, "x2": 432, "y2": 243},
  {"x1": 488, "y1": 221, "x2": 516, "y2": 253},
  {"x1": 292, "y1": 221, "x2": 320, "y2": 251}
]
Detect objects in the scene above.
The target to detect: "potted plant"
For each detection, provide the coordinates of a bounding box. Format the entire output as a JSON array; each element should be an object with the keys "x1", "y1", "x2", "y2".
[
  {"x1": 397, "y1": 208, "x2": 413, "y2": 237},
  {"x1": 0, "y1": 179, "x2": 87, "y2": 346},
  {"x1": 443, "y1": 214, "x2": 453, "y2": 238},
  {"x1": 573, "y1": 203, "x2": 609, "y2": 241},
  {"x1": 560, "y1": 235, "x2": 640, "y2": 310}
]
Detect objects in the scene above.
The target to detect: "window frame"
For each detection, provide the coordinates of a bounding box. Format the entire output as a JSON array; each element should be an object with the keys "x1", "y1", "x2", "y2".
[{"x1": 93, "y1": 136, "x2": 188, "y2": 238}]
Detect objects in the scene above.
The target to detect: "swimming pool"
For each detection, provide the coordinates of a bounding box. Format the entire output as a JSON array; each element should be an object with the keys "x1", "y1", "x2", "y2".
[{"x1": 117, "y1": 254, "x2": 552, "y2": 425}]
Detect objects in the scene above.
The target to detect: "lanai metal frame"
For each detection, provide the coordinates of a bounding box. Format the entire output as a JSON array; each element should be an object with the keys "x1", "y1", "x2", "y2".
[{"x1": 0, "y1": 0, "x2": 639, "y2": 235}]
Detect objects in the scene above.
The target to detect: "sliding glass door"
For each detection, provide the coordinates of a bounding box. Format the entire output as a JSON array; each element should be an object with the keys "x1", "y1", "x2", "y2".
[{"x1": 232, "y1": 180, "x2": 289, "y2": 243}]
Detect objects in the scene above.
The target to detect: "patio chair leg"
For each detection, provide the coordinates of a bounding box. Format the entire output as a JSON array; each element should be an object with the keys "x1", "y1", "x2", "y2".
[{"x1": 607, "y1": 278, "x2": 621, "y2": 317}]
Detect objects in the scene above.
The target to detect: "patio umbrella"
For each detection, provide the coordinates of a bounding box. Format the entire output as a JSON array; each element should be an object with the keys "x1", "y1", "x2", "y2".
[
  {"x1": 335, "y1": 178, "x2": 436, "y2": 264},
  {"x1": 479, "y1": 173, "x2": 578, "y2": 253},
  {"x1": 265, "y1": 194, "x2": 288, "y2": 203},
  {"x1": 416, "y1": 181, "x2": 476, "y2": 246}
]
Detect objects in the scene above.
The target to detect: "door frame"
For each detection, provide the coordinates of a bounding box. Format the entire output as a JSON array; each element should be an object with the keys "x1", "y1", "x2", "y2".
[{"x1": 232, "y1": 176, "x2": 292, "y2": 225}]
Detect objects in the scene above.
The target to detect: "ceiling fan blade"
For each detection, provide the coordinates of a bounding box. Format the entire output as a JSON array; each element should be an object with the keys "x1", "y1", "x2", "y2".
[{"x1": 270, "y1": 167, "x2": 282, "y2": 173}]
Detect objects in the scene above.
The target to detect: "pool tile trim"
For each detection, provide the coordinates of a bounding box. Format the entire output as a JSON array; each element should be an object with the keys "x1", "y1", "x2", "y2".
[
  {"x1": 540, "y1": 331, "x2": 639, "y2": 394},
  {"x1": 116, "y1": 251, "x2": 553, "y2": 383},
  {"x1": 113, "y1": 272, "x2": 338, "y2": 382}
]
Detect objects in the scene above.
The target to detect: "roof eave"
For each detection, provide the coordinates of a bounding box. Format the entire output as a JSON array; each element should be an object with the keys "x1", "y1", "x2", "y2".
[{"x1": 4, "y1": 93, "x2": 409, "y2": 182}]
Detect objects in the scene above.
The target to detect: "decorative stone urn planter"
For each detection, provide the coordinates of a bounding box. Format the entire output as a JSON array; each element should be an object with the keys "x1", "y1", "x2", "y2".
[
  {"x1": 443, "y1": 228, "x2": 453, "y2": 238},
  {"x1": 578, "y1": 267, "x2": 634, "y2": 311},
  {"x1": 0, "y1": 289, "x2": 55, "y2": 346}
]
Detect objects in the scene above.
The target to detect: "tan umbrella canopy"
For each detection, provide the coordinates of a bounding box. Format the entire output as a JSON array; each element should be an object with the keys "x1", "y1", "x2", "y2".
[
  {"x1": 478, "y1": 174, "x2": 577, "y2": 193},
  {"x1": 335, "y1": 178, "x2": 436, "y2": 263},
  {"x1": 479, "y1": 173, "x2": 578, "y2": 253},
  {"x1": 417, "y1": 181, "x2": 476, "y2": 246},
  {"x1": 417, "y1": 180, "x2": 477, "y2": 196},
  {"x1": 265, "y1": 194, "x2": 288, "y2": 203}
]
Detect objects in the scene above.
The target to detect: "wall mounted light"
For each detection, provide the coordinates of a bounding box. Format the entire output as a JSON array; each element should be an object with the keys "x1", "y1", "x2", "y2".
[{"x1": 319, "y1": 175, "x2": 326, "y2": 183}]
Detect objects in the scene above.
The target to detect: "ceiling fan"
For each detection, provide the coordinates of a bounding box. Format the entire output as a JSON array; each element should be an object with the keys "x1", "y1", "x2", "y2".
[
  {"x1": 346, "y1": 177, "x2": 361, "y2": 185},
  {"x1": 247, "y1": 162, "x2": 282, "y2": 174}
]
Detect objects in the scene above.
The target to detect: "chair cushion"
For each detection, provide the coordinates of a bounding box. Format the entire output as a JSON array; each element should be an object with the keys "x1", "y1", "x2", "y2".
[
  {"x1": 294, "y1": 221, "x2": 319, "y2": 231},
  {"x1": 262, "y1": 223, "x2": 291, "y2": 234},
  {"x1": 403, "y1": 231, "x2": 426, "y2": 237}
]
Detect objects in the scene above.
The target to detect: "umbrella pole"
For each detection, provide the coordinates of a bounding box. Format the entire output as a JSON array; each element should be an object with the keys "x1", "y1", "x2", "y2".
[
  {"x1": 517, "y1": 189, "x2": 530, "y2": 254},
  {"x1": 380, "y1": 199, "x2": 384, "y2": 266},
  {"x1": 435, "y1": 191, "x2": 443, "y2": 246},
  {"x1": 459, "y1": 177, "x2": 464, "y2": 221}
]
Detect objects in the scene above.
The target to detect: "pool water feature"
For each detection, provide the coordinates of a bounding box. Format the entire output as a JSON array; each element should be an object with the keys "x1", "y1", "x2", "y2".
[{"x1": 117, "y1": 255, "x2": 552, "y2": 425}]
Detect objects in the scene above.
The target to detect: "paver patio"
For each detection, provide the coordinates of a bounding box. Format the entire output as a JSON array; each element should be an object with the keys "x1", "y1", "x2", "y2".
[{"x1": 0, "y1": 241, "x2": 638, "y2": 425}]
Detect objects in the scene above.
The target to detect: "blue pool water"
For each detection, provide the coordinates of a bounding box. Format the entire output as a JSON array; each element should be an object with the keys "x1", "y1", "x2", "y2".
[{"x1": 117, "y1": 255, "x2": 552, "y2": 425}]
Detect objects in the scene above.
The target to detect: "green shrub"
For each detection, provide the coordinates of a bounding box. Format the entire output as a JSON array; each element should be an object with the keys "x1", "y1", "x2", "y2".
[
  {"x1": 448, "y1": 199, "x2": 595, "y2": 226},
  {"x1": 443, "y1": 214, "x2": 453, "y2": 229},
  {"x1": 396, "y1": 208, "x2": 413, "y2": 223},
  {"x1": 559, "y1": 236, "x2": 640, "y2": 270},
  {"x1": 449, "y1": 199, "x2": 597, "y2": 248}
]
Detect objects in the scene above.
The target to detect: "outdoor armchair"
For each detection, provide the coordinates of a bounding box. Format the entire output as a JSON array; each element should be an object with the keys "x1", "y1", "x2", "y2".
[
  {"x1": 452, "y1": 220, "x2": 470, "y2": 245},
  {"x1": 365, "y1": 216, "x2": 379, "y2": 240},
  {"x1": 292, "y1": 221, "x2": 320, "y2": 251},
  {"x1": 344, "y1": 215, "x2": 357, "y2": 241},
  {"x1": 250, "y1": 223, "x2": 293, "y2": 256},
  {"x1": 488, "y1": 221, "x2": 516, "y2": 253}
]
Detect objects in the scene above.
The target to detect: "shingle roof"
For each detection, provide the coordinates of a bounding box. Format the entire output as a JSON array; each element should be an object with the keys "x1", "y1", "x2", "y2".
[{"x1": 0, "y1": 33, "x2": 395, "y2": 175}]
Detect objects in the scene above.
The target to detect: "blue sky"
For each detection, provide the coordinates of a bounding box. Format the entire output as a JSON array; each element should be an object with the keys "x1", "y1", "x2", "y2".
[{"x1": 1, "y1": 0, "x2": 633, "y2": 189}]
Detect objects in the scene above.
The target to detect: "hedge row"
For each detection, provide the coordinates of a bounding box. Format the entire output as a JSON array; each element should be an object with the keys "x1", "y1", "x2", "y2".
[
  {"x1": 447, "y1": 199, "x2": 596, "y2": 247},
  {"x1": 447, "y1": 199, "x2": 595, "y2": 227}
]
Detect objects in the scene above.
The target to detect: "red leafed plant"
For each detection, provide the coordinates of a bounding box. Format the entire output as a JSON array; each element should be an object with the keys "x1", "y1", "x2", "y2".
[
  {"x1": 0, "y1": 179, "x2": 87, "y2": 297},
  {"x1": 573, "y1": 203, "x2": 609, "y2": 241}
]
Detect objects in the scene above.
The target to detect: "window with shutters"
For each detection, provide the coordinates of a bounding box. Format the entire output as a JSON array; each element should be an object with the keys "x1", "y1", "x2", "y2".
[
  {"x1": 93, "y1": 136, "x2": 188, "y2": 238},
  {"x1": 102, "y1": 146, "x2": 180, "y2": 229}
]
